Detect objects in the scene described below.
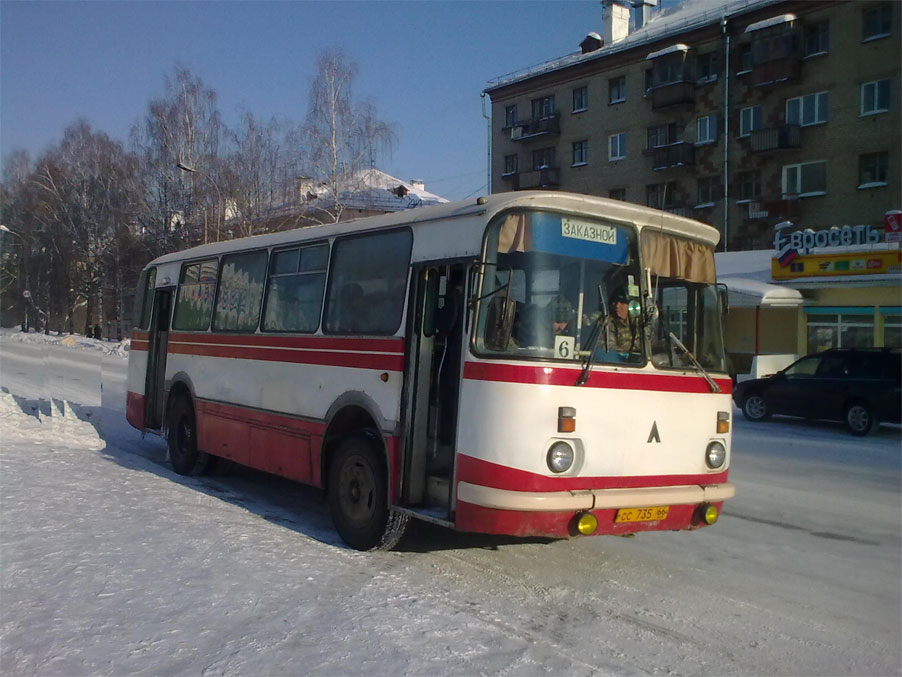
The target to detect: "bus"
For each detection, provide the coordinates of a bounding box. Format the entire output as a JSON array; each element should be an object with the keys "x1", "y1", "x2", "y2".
[{"x1": 127, "y1": 191, "x2": 735, "y2": 550}]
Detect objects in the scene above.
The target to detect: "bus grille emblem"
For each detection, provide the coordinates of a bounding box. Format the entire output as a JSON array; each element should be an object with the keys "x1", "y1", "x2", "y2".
[{"x1": 647, "y1": 422, "x2": 661, "y2": 444}]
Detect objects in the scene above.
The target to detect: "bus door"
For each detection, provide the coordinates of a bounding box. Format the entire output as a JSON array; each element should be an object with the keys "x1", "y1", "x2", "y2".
[
  {"x1": 403, "y1": 263, "x2": 466, "y2": 510},
  {"x1": 144, "y1": 288, "x2": 173, "y2": 430}
]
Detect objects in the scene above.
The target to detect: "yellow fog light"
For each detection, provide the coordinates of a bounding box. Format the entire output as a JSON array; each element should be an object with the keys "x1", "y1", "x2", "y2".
[
  {"x1": 702, "y1": 504, "x2": 719, "y2": 525},
  {"x1": 576, "y1": 512, "x2": 598, "y2": 535}
]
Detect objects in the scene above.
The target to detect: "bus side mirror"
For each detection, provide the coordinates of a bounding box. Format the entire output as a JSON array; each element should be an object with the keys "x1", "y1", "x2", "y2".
[{"x1": 484, "y1": 296, "x2": 516, "y2": 350}]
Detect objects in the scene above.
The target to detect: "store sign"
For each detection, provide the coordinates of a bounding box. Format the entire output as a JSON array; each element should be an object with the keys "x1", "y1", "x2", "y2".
[
  {"x1": 771, "y1": 249, "x2": 901, "y2": 280},
  {"x1": 885, "y1": 211, "x2": 902, "y2": 244},
  {"x1": 773, "y1": 224, "x2": 882, "y2": 255}
]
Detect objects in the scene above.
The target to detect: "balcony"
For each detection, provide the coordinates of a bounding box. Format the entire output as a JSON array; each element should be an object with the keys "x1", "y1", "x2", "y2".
[
  {"x1": 513, "y1": 167, "x2": 561, "y2": 190},
  {"x1": 652, "y1": 142, "x2": 695, "y2": 170},
  {"x1": 750, "y1": 125, "x2": 801, "y2": 152},
  {"x1": 510, "y1": 114, "x2": 560, "y2": 141},
  {"x1": 750, "y1": 57, "x2": 800, "y2": 87},
  {"x1": 650, "y1": 81, "x2": 695, "y2": 110}
]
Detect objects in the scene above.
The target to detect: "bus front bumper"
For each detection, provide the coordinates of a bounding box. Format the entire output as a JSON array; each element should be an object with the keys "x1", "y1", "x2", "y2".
[{"x1": 457, "y1": 481, "x2": 735, "y2": 512}]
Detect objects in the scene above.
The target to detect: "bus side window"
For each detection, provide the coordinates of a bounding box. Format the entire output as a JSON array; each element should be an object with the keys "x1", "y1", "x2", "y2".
[
  {"x1": 173, "y1": 259, "x2": 219, "y2": 331},
  {"x1": 324, "y1": 229, "x2": 412, "y2": 335},
  {"x1": 261, "y1": 244, "x2": 329, "y2": 333},
  {"x1": 213, "y1": 250, "x2": 268, "y2": 332}
]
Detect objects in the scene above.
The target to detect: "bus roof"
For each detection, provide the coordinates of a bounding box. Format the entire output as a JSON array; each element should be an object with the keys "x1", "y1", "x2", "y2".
[{"x1": 146, "y1": 191, "x2": 720, "y2": 269}]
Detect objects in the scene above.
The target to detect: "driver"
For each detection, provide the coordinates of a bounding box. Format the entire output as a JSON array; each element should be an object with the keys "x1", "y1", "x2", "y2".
[{"x1": 605, "y1": 289, "x2": 639, "y2": 354}]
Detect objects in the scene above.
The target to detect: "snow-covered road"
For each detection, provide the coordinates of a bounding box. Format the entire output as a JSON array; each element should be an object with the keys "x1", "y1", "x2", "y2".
[{"x1": 1, "y1": 332, "x2": 899, "y2": 676}]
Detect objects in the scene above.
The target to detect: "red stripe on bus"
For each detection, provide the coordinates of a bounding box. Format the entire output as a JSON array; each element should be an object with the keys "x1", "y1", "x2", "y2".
[
  {"x1": 456, "y1": 453, "x2": 728, "y2": 493},
  {"x1": 168, "y1": 332, "x2": 404, "y2": 354},
  {"x1": 167, "y1": 341, "x2": 404, "y2": 371},
  {"x1": 463, "y1": 361, "x2": 732, "y2": 394}
]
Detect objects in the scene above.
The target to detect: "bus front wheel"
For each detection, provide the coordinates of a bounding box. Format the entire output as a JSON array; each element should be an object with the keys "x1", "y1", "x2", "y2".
[
  {"x1": 328, "y1": 435, "x2": 408, "y2": 551},
  {"x1": 167, "y1": 397, "x2": 212, "y2": 476}
]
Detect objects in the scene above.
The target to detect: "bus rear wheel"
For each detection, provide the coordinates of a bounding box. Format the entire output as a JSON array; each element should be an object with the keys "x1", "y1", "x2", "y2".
[
  {"x1": 167, "y1": 397, "x2": 212, "y2": 476},
  {"x1": 328, "y1": 435, "x2": 408, "y2": 551}
]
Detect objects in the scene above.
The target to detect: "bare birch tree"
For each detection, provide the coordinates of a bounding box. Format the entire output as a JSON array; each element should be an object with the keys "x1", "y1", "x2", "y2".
[{"x1": 301, "y1": 48, "x2": 394, "y2": 224}]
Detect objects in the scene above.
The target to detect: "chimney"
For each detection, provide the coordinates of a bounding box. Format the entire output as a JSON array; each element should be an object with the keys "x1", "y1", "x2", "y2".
[
  {"x1": 632, "y1": 0, "x2": 657, "y2": 30},
  {"x1": 410, "y1": 179, "x2": 425, "y2": 191},
  {"x1": 580, "y1": 32, "x2": 603, "y2": 54},
  {"x1": 602, "y1": 0, "x2": 631, "y2": 45}
]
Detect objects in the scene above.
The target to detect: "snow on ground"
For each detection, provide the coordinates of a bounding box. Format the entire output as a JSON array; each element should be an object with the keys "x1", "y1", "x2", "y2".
[{"x1": 0, "y1": 328, "x2": 900, "y2": 676}]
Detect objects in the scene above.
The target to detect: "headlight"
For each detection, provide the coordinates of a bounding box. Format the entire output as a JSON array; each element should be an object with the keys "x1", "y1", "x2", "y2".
[
  {"x1": 547, "y1": 441, "x2": 574, "y2": 473},
  {"x1": 706, "y1": 441, "x2": 726, "y2": 469}
]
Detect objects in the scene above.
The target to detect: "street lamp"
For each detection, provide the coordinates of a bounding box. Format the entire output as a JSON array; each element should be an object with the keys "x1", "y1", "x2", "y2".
[{"x1": 176, "y1": 162, "x2": 224, "y2": 243}]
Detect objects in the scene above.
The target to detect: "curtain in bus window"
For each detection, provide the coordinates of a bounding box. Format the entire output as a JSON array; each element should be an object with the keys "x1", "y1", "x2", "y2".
[
  {"x1": 641, "y1": 230, "x2": 715, "y2": 284},
  {"x1": 213, "y1": 250, "x2": 268, "y2": 332},
  {"x1": 173, "y1": 259, "x2": 219, "y2": 331},
  {"x1": 262, "y1": 244, "x2": 329, "y2": 333},
  {"x1": 324, "y1": 229, "x2": 412, "y2": 335}
]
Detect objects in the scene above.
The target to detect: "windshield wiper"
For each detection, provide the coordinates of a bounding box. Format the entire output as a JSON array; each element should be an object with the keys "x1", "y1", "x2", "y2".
[
  {"x1": 576, "y1": 284, "x2": 607, "y2": 386},
  {"x1": 575, "y1": 314, "x2": 605, "y2": 386},
  {"x1": 668, "y1": 332, "x2": 721, "y2": 393}
]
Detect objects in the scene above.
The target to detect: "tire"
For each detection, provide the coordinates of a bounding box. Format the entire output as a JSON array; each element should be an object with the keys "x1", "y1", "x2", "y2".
[
  {"x1": 167, "y1": 397, "x2": 213, "y2": 476},
  {"x1": 328, "y1": 435, "x2": 408, "y2": 551},
  {"x1": 742, "y1": 393, "x2": 770, "y2": 422},
  {"x1": 845, "y1": 401, "x2": 877, "y2": 436}
]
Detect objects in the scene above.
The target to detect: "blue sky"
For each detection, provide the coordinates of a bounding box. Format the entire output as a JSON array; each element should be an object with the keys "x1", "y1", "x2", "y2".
[{"x1": 2, "y1": 1, "x2": 656, "y2": 200}]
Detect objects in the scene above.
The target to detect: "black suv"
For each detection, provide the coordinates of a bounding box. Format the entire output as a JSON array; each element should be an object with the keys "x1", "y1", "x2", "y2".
[{"x1": 733, "y1": 348, "x2": 901, "y2": 435}]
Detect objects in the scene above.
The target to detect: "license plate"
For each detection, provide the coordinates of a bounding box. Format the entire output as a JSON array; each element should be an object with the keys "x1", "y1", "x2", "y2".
[{"x1": 615, "y1": 506, "x2": 669, "y2": 523}]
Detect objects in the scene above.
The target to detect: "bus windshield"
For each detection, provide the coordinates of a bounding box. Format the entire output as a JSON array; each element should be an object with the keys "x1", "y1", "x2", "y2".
[
  {"x1": 474, "y1": 210, "x2": 728, "y2": 373},
  {"x1": 474, "y1": 210, "x2": 645, "y2": 364}
]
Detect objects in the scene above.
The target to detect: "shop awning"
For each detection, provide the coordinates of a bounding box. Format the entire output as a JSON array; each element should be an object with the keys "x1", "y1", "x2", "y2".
[{"x1": 719, "y1": 276, "x2": 803, "y2": 308}]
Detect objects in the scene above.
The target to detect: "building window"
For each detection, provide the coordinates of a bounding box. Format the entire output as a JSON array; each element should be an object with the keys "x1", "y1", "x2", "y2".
[
  {"x1": 737, "y1": 170, "x2": 762, "y2": 201},
  {"x1": 859, "y1": 152, "x2": 888, "y2": 187},
  {"x1": 653, "y1": 55, "x2": 686, "y2": 86},
  {"x1": 609, "y1": 132, "x2": 627, "y2": 160},
  {"x1": 647, "y1": 122, "x2": 679, "y2": 149},
  {"x1": 739, "y1": 105, "x2": 762, "y2": 137},
  {"x1": 644, "y1": 68, "x2": 653, "y2": 94},
  {"x1": 862, "y1": 4, "x2": 892, "y2": 41},
  {"x1": 697, "y1": 114, "x2": 717, "y2": 144},
  {"x1": 883, "y1": 313, "x2": 902, "y2": 348},
  {"x1": 531, "y1": 95, "x2": 556, "y2": 120},
  {"x1": 786, "y1": 91, "x2": 829, "y2": 126},
  {"x1": 532, "y1": 147, "x2": 556, "y2": 170},
  {"x1": 572, "y1": 140, "x2": 588, "y2": 166},
  {"x1": 861, "y1": 79, "x2": 890, "y2": 115},
  {"x1": 609, "y1": 188, "x2": 627, "y2": 201},
  {"x1": 697, "y1": 176, "x2": 720, "y2": 206},
  {"x1": 609, "y1": 76, "x2": 626, "y2": 104},
  {"x1": 504, "y1": 105, "x2": 518, "y2": 128},
  {"x1": 807, "y1": 312, "x2": 875, "y2": 352},
  {"x1": 697, "y1": 53, "x2": 717, "y2": 82},
  {"x1": 503, "y1": 154, "x2": 519, "y2": 176},
  {"x1": 737, "y1": 43, "x2": 752, "y2": 73},
  {"x1": 572, "y1": 86, "x2": 588, "y2": 112},
  {"x1": 646, "y1": 182, "x2": 676, "y2": 209},
  {"x1": 804, "y1": 21, "x2": 829, "y2": 56},
  {"x1": 783, "y1": 160, "x2": 827, "y2": 197}
]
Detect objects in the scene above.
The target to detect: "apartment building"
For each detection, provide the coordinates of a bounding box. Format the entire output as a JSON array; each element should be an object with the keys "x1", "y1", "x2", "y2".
[{"x1": 484, "y1": 0, "x2": 900, "y2": 252}]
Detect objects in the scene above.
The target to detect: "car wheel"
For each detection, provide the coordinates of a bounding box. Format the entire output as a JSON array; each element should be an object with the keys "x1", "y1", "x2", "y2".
[
  {"x1": 328, "y1": 434, "x2": 408, "y2": 551},
  {"x1": 742, "y1": 393, "x2": 770, "y2": 422},
  {"x1": 845, "y1": 401, "x2": 877, "y2": 436},
  {"x1": 168, "y1": 397, "x2": 212, "y2": 476}
]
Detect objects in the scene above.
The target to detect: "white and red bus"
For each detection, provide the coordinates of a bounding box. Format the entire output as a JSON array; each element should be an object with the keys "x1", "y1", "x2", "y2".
[{"x1": 127, "y1": 191, "x2": 735, "y2": 550}]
